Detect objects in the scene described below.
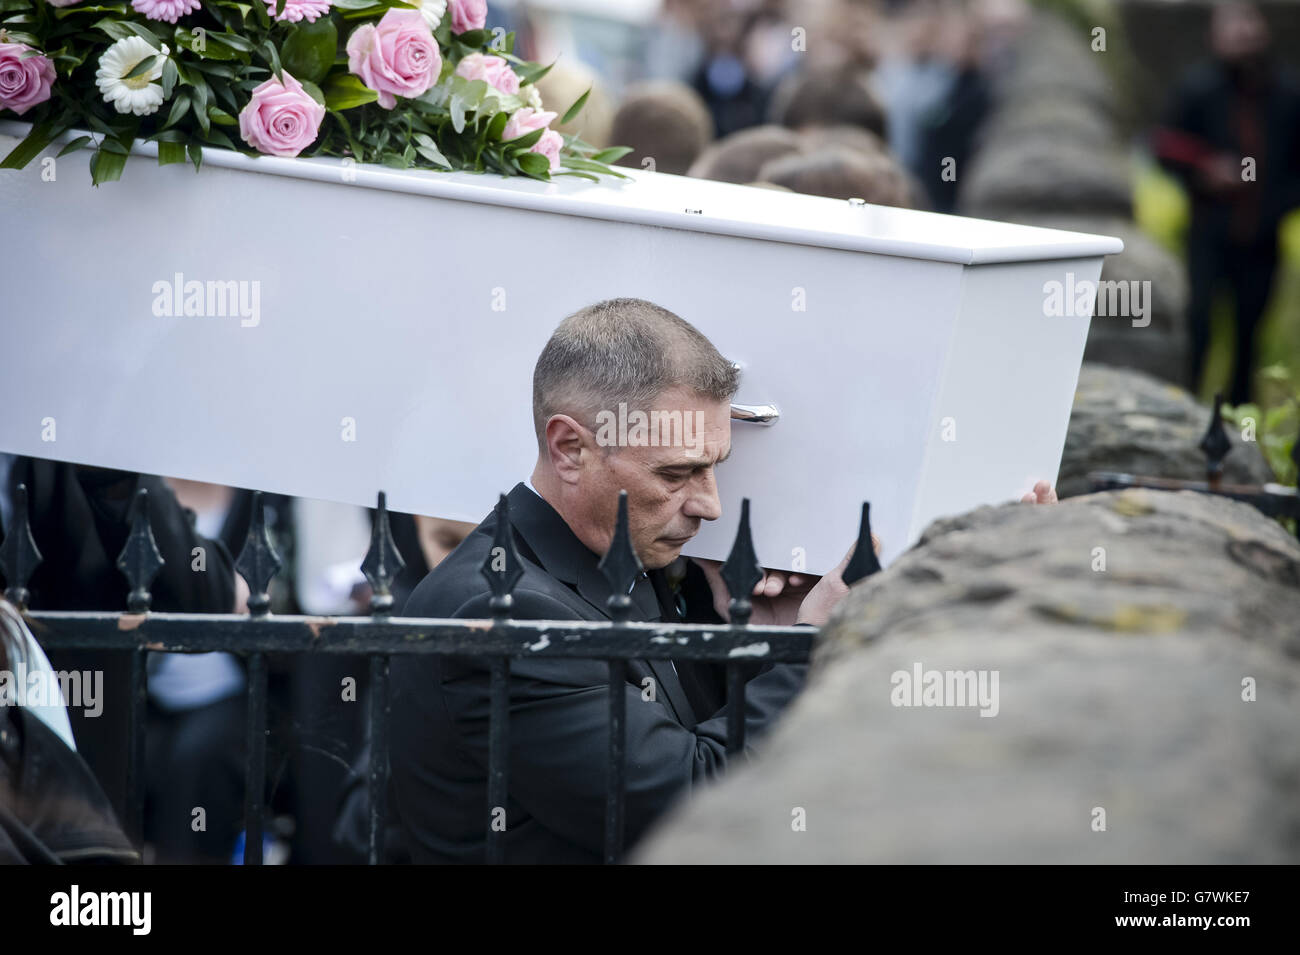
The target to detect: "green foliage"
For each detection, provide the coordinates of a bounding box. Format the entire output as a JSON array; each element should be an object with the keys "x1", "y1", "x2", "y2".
[
  {"x1": 0, "y1": 0, "x2": 626, "y2": 182},
  {"x1": 1223, "y1": 365, "x2": 1300, "y2": 487}
]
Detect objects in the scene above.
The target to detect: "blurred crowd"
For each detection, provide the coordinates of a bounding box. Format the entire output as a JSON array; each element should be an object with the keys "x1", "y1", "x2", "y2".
[{"x1": 527, "y1": 0, "x2": 1021, "y2": 212}]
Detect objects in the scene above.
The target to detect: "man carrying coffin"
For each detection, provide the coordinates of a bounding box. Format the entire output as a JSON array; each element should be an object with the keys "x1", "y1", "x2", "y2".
[{"x1": 389, "y1": 297, "x2": 1055, "y2": 864}]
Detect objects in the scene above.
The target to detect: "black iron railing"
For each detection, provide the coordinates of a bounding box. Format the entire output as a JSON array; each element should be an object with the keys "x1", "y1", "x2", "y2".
[
  {"x1": 1, "y1": 483, "x2": 883, "y2": 865},
  {"x1": 1088, "y1": 393, "x2": 1300, "y2": 541}
]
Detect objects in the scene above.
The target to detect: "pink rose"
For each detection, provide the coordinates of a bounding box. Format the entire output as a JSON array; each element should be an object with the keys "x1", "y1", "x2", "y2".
[
  {"x1": 264, "y1": 0, "x2": 332, "y2": 22},
  {"x1": 0, "y1": 42, "x2": 55, "y2": 117},
  {"x1": 346, "y1": 9, "x2": 441, "y2": 110},
  {"x1": 447, "y1": 0, "x2": 486, "y2": 34},
  {"x1": 501, "y1": 106, "x2": 556, "y2": 141},
  {"x1": 454, "y1": 53, "x2": 518, "y2": 95},
  {"x1": 44, "y1": 0, "x2": 83, "y2": 6},
  {"x1": 534, "y1": 129, "x2": 562, "y2": 172},
  {"x1": 238, "y1": 70, "x2": 326, "y2": 157}
]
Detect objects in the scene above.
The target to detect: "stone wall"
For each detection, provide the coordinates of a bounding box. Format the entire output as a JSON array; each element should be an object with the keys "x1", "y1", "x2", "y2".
[{"x1": 634, "y1": 490, "x2": 1300, "y2": 863}]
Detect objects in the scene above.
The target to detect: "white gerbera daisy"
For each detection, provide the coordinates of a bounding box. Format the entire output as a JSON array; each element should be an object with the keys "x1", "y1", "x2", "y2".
[
  {"x1": 419, "y1": 0, "x2": 447, "y2": 30},
  {"x1": 95, "y1": 36, "x2": 170, "y2": 116}
]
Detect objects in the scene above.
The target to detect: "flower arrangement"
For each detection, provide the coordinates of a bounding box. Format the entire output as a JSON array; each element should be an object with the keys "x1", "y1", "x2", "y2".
[{"x1": 0, "y1": 0, "x2": 629, "y2": 183}]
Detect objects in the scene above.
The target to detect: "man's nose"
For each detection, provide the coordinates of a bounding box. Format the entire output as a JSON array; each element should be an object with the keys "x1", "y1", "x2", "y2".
[{"x1": 682, "y1": 469, "x2": 722, "y2": 522}]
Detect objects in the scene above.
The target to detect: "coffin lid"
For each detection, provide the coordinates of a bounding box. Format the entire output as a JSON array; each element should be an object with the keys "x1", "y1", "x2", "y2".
[{"x1": 0, "y1": 121, "x2": 1124, "y2": 266}]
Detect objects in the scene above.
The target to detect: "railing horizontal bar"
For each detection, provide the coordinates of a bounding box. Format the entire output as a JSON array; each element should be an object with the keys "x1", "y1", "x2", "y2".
[
  {"x1": 1088, "y1": 471, "x2": 1300, "y2": 518},
  {"x1": 21, "y1": 613, "x2": 815, "y2": 661}
]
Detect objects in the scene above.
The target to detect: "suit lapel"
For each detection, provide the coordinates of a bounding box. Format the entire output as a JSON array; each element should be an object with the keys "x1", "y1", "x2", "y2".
[{"x1": 505, "y1": 483, "x2": 698, "y2": 724}]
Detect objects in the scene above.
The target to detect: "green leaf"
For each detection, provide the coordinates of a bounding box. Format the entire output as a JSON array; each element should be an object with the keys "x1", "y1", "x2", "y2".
[
  {"x1": 551, "y1": 169, "x2": 600, "y2": 182},
  {"x1": 90, "y1": 147, "x2": 128, "y2": 185},
  {"x1": 484, "y1": 110, "x2": 508, "y2": 142},
  {"x1": 416, "y1": 82, "x2": 450, "y2": 110},
  {"x1": 449, "y1": 91, "x2": 468, "y2": 133},
  {"x1": 212, "y1": 31, "x2": 255, "y2": 53},
  {"x1": 515, "y1": 151, "x2": 550, "y2": 178},
  {"x1": 200, "y1": 127, "x2": 237, "y2": 150},
  {"x1": 456, "y1": 28, "x2": 489, "y2": 48},
  {"x1": 561, "y1": 156, "x2": 628, "y2": 177},
  {"x1": 207, "y1": 105, "x2": 238, "y2": 126},
  {"x1": 560, "y1": 86, "x2": 589, "y2": 126},
  {"x1": 122, "y1": 20, "x2": 166, "y2": 48},
  {"x1": 260, "y1": 38, "x2": 283, "y2": 82},
  {"x1": 589, "y1": 145, "x2": 632, "y2": 164},
  {"x1": 157, "y1": 140, "x2": 188, "y2": 165},
  {"x1": 502, "y1": 126, "x2": 544, "y2": 150},
  {"x1": 122, "y1": 54, "x2": 159, "y2": 81},
  {"x1": 412, "y1": 132, "x2": 451, "y2": 169},
  {"x1": 187, "y1": 141, "x2": 203, "y2": 171},
  {"x1": 177, "y1": 28, "x2": 240, "y2": 62},
  {"x1": 514, "y1": 59, "x2": 554, "y2": 86},
  {"x1": 191, "y1": 81, "x2": 211, "y2": 134},
  {"x1": 329, "y1": 108, "x2": 362, "y2": 157},
  {"x1": 300, "y1": 78, "x2": 326, "y2": 107},
  {"x1": 0, "y1": 121, "x2": 57, "y2": 169},
  {"x1": 52, "y1": 2, "x2": 128, "y2": 14},
  {"x1": 161, "y1": 57, "x2": 179, "y2": 98},
  {"x1": 161, "y1": 89, "x2": 191, "y2": 129},
  {"x1": 56, "y1": 135, "x2": 93, "y2": 158},
  {"x1": 93, "y1": 18, "x2": 136, "y2": 43},
  {"x1": 323, "y1": 73, "x2": 377, "y2": 110},
  {"x1": 281, "y1": 17, "x2": 337, "y2": 84}
]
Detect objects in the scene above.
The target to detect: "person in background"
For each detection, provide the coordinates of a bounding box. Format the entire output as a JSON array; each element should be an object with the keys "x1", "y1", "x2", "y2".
[
  {"x1": 611, "y1": 80, "x2": 715, "y2": 176},
  {"x1": 0, "y1": 457, "x2": 237, "y2": 833},
  {"x1": 872, "y1": 0, "x2": 960, "y2": 177},
  {"x1": 692, "y1": 5, "x2": 772, "y2": 137},
  {"x1": 916, "y1": 4, "x2": 991, "y2": 212},
  {"x1": 1153, "y1": 0, "x2": 1300, "y2": 403},
  {"x1": 0, "y1": 598, "x2": 137, "y2": 863},
  {"x1": 145, "y1": 479, "x2": 252, "y2": 864},
  {"x1": 768, "y1": 64, "x2": 890, "y2": 141},
  {"x1": 688, "y1": 124, "x2": 806, "y2": 184},
  {"x1": 759, "y1": 145, "x2": 918, "y2": 208}
]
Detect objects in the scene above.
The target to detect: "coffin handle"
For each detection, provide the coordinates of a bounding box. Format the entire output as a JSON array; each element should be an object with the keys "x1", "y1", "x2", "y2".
[{"x1": 730, "y1": 403, "x2": 780, "y2": 426}]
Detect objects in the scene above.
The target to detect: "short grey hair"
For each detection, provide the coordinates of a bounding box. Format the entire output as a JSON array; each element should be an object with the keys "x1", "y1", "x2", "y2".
[{"x1": 532, "y1": 298, "x2": 739, "y2": 447}]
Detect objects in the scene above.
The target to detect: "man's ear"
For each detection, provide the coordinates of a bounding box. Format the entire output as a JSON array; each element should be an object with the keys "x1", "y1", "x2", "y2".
[{"x1": 545, "y1": 414, "x2": 587, "y2": 485}]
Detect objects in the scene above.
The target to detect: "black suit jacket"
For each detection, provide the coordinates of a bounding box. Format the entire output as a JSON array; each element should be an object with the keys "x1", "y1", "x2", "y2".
[{"x1": 390, "y1": 482, "x2": 809, "y2": 863}]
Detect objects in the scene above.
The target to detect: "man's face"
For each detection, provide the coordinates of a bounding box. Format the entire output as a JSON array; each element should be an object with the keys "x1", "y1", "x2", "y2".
[{"x1": 575, "y1": 385, "x2": 732, "y2": 569}]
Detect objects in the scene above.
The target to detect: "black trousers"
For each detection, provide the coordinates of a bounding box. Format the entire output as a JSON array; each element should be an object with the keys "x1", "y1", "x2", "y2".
[
  {"x1": 1186, "y1": 225, "x2": 1280, "y2": 405},
  {"x1": 145, "y1": 694, "x2": 247, "y2": 864}
]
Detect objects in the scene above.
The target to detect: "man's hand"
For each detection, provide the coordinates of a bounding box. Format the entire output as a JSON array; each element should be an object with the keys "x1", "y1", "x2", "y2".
[
  {"x1": 691, "y1": 533, "x2": 880, "y2": 628},
  {"x1": 1020, "y1": 480, "x2": 1057, "y2": 505}
]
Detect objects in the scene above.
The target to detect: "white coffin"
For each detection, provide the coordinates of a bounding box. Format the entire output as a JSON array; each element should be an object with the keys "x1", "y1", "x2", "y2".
[{"x1": 0, "y1": 122, "x2": 1121, "y2": 574}]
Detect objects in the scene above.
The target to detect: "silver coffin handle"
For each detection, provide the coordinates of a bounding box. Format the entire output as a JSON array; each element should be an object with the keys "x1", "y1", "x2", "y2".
[{"x1": 730, "y1": 403, "x2": 780, "y2": 426}]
